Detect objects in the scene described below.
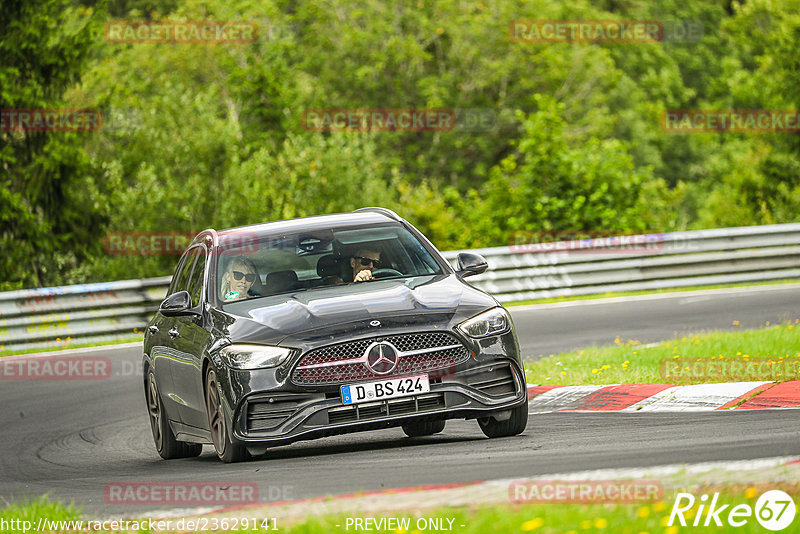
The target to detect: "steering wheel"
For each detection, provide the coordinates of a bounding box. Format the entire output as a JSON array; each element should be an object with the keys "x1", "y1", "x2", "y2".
[{"x1": 370, "y1": 268, "x2": 402, "y2": 279}]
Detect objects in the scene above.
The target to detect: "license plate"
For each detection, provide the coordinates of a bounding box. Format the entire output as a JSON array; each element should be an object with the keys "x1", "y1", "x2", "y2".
[{"x1": 341, "y1": 375, "x2": 430, "y2": 405}]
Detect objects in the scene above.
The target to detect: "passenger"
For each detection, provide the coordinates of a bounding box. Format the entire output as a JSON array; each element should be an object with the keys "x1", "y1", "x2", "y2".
[
  {"x1": 220, "y1": 256, "x2": 258, "y2": 301},
  {"x1": 349, "y1": 248, "x2": 381, "y2": 283}
]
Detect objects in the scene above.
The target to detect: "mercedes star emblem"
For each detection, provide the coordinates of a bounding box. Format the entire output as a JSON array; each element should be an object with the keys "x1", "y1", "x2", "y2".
[{"x1": 365, "y1": 342, "x2": 399, "y2": 375}]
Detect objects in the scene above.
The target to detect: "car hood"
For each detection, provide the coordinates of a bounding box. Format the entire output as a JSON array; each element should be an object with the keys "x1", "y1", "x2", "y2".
[{"x1": 213, "y1": 274, "x2": 496, "y2": 347}]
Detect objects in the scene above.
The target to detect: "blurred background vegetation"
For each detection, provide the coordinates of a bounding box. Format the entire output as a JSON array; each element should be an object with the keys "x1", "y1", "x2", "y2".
[{"x1": 1, "y1": 0, "x2": 799, "y2": 289}]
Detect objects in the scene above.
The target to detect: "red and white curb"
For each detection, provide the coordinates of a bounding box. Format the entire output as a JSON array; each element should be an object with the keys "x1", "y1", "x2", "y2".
[{"x1": 527, "y1": 381, "x2": 800, "y2": 412}]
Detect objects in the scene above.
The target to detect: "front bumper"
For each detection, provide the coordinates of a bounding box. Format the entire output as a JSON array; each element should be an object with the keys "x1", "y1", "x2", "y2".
[{"x1": 230, "y1": 357, "x2": 526, "y2": 446}]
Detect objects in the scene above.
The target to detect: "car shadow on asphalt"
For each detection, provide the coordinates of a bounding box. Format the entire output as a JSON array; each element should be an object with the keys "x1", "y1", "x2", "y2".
[{"x1": 191, "y1": 433, "x2": 487, "y2": 464}]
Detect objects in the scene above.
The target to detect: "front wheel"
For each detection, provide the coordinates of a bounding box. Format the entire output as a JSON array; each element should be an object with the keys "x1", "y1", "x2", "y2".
[
  {"x1": 146, "y1": 370, "x2": 202, "y2": 459},
  {"x1": 477, "y1": 401, "x2": 528, "y2": 438},
  {"x1": 205, "y1": 368, "x2": 248, "y2": 463},
  {"x1": 402, "y1": 419, "x2": 446, "y2": 437}
]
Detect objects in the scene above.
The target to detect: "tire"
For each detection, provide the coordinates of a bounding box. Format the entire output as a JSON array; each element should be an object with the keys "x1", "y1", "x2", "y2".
[
  {"x1": 402, "y1": 419, "x2": 446, "y2": 437},
  {"x1": 146, "y1": 370, "x2": 202, "y2": 459},
  {"x1": 477, "y1": 401, "x2": 528, "y2": 438},
  {"x1": 205, "y1": 368, "x2": 248, "y2": 463}
]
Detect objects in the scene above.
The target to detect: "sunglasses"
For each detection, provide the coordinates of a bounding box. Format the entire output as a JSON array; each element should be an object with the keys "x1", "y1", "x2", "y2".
[
  {"x1": 231, "y1": 270, "x2": 256, "y2": 282},
  {"x1": 354, "y1": 256, "x2": 382, "y2": 268}
]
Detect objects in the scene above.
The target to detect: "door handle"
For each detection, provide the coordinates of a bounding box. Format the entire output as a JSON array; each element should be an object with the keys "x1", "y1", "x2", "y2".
[
  {"x1": 148, "y1": 325, "x2": 158, "y2": 334},
  {"x1": 168, "y1": 327, "x2": 179, "y2": 339}
]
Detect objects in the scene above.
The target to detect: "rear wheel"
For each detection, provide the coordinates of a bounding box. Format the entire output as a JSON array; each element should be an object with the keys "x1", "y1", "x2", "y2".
[
  {"x1": 402, "y1": 419, "x2": 446, "y2": 437},
  {"x1": 146, "y1": 370, "x2": 202, "y2": 459},
  {"x1": 205, "y1": 368, "x2": 248, "y2": 463},
  {"x1": 478, "y1": 401, "x2": 528, "y2": 438}
]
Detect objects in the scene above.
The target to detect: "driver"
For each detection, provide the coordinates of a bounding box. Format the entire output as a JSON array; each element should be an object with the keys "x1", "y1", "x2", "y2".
[
  {"x1": 349, "y1": 248, "x2": 381, "y2": 283},
  {"x1": 220, "y1": 256, "x2": 259, "y2": 301}
]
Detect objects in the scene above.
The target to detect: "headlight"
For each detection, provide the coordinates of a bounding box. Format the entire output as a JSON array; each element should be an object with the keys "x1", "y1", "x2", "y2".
[
  {"x1": 457, "y1": 308, "x2": 511, "y2": 338},
  {"x1": 218, "y1": 344, "x2": 293, "y2": 370}
]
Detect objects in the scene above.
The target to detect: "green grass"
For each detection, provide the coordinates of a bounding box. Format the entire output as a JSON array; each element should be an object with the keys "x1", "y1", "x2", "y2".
[
  {"x1": 506, "y1": 278, "x2": 800, "y2": 307},
  {"x1": 282, "y1": 491, "x2": 800, "y2": 534},
  {"x1": 278, "y1": 500, "x2": 680, "y2": 534},
  {"x1": 0, "y1": 496, "x2": 81, "y2": 532},
  {"x1": 525, "y1": 320, "x2": 800, "y2": 386},
  {"x1": 0, "y1": 335, "x2": 143, "y2": 358},
  {"x1": 3, "y1": 486, "x2": 800, "y2": 533}
]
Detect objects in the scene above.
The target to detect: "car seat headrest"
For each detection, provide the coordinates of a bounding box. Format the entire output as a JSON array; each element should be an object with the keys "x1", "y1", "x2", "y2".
[{"x1": 264, "y1": 270, "x2": 299, "y2": 295}]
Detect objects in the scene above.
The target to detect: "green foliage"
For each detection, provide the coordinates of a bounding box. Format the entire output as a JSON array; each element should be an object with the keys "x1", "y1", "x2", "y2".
[
  {"x1": 2, "y1": 0, "x2": 799, "y2": 287},
  {"x1": 0, "y1": 0, "x2": 106, "y2": 290},
  {"x1": 464, "y1": 96, "x2": 666, "y2": 247}
]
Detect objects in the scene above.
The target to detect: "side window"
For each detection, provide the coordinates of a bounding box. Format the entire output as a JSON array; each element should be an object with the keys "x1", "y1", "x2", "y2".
[
  {"x1": 187, "y1": 248, "x2": 207, "y2": 308},
  {"x1": 176, "y1": 252, "x2": 195, "y2": 294},
  {"x1": 168, "y1": 252, "x2": 191, "y2": 295}
]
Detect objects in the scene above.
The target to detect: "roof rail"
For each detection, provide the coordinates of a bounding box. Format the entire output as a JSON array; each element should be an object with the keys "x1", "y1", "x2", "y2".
[{"x1": 352, "y1": 207, "x2": 402, "y2": 221}]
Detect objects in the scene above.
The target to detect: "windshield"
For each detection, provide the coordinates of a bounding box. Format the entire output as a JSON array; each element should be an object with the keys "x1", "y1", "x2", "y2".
[{"x1": 215, "y1": 223, "x2": 443, "y2": 303}]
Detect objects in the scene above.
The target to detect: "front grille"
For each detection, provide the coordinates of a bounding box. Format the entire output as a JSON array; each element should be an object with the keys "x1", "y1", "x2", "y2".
[
  {"x1": 465, "y1": 361, "x2": 517, "y2": 397},
  {"x1": 327, "y1": 392, "x2": 446, "y2": 424},
  {"x1": 291, "y1": 332, "x2": 470, "y2": 386},
  {"x1": 246, "y1": 394, "x2": 308, "y2": 432}
]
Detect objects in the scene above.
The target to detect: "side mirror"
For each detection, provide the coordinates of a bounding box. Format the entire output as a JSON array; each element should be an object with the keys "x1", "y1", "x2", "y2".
[
  {"x1": 456, "y1": 252, "x2": 488, "y2": 278},
  {"x1": 159, "y1": 291, "x2": 198, "y2": 317}
]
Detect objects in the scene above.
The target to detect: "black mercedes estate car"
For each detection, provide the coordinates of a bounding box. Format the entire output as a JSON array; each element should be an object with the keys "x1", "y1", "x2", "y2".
[{"x1": 143, "y1": 208, "x2": 527, "y2": 462}]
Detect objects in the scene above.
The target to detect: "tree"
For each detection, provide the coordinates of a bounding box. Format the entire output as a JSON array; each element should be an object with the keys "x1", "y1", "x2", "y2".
[
  {"x1": 0, "y1": 0, "x2": 106, "y2": 289},
  {"x1": 464, "y1": 95, "x2": 669, "y2": 248}
]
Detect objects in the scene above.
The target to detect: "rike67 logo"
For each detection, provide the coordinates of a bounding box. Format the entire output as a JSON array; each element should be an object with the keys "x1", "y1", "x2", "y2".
[{"x1": 669, "y1": 490, "x2": 796, "y2": 531}]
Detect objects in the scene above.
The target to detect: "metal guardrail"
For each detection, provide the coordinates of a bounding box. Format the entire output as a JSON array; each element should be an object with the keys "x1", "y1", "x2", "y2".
[
  {"x1": 443, "y1": 223, "x2": 800, "y2": 303},
  {"x1": 0, "y1": 277, "x2": 171, "y2": 352},
  {"x1": 2, "y1": 223, "x2": 799, "y2": 352}
]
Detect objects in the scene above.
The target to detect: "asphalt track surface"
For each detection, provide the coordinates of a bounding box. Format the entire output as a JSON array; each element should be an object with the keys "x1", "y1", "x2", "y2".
[
  {"x1": 513, "y1": 284, "x2": 800, "y2": 357},
  {"x1": 1, "y1": 285, "x2": 799, "y2": 515}
]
